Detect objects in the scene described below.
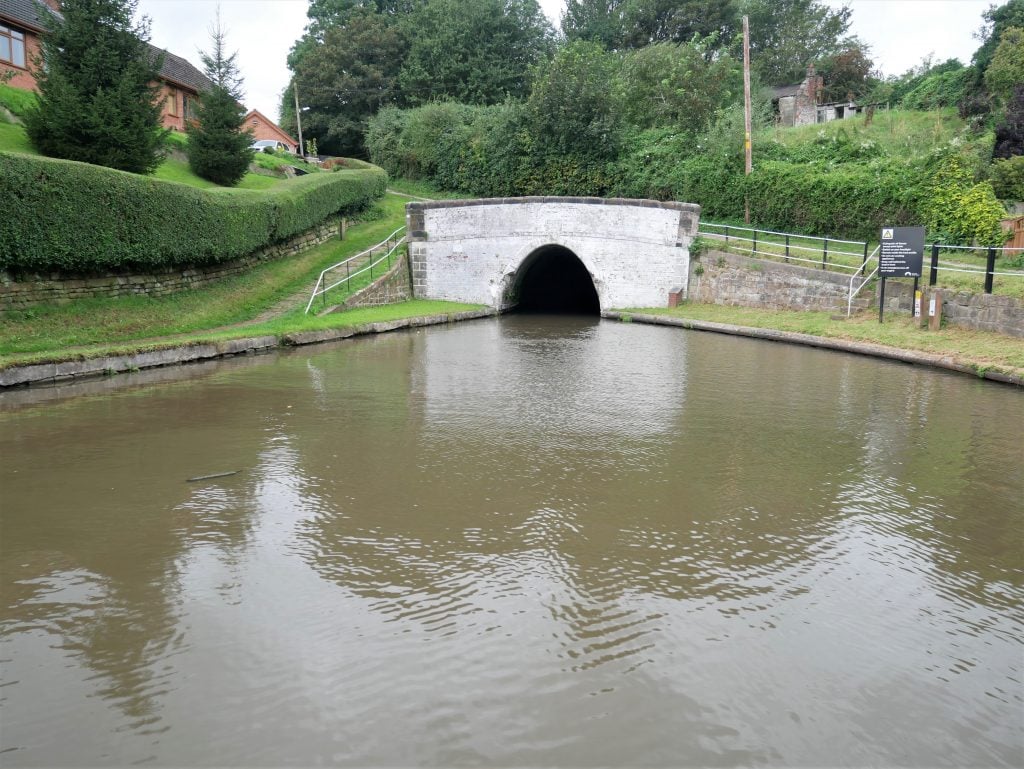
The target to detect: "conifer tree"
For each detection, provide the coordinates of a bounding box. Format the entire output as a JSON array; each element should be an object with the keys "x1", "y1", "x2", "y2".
[
  {"x1": 24, "y1": 0, "x2": 166, "y2": 173},
  {"x1": 186, "y1": 11, "x2": 252, "y2": 186}
]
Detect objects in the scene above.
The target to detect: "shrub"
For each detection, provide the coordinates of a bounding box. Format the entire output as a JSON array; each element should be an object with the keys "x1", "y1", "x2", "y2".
[
  {"x1": 990, "y1": 155, "x2": 1024, "y2": 200},
  {"x1": 902, "y1": 68, "x2": 970, "y2": 111},
  {"x1": 0, "y1": 153, "x2": 386, "y2": 273},
  {"x1": 920, "y1": 153, "x2": 1008, "y2": 245}
]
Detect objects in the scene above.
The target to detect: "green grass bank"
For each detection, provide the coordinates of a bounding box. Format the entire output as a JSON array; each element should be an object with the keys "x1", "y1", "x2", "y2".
[{"x1": 625, "y1": 304, "x2": 1024, "y2": 381}]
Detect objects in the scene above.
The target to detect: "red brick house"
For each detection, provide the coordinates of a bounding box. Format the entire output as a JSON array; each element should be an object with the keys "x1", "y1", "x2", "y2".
[
  {"x1": 0, "y1": 0, "x2": 210, "y2": 132},
  {"x1": 151, "y1": 46, "x2": 211, "y2": 132},
  {"x1": 0, "y1": 0, "x2": 49, "y2": 92},
  {"x1": 244, "y1": 109, "x2": 297, "y2": 153}
]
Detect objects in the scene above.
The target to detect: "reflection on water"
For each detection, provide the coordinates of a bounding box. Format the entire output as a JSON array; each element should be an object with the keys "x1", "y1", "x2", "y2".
[{"x1": 1, "y1": 316, "x2": 1022, "y2": 766}]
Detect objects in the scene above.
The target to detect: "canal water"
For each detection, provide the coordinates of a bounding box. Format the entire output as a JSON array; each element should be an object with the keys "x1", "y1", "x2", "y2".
[{"x1": 1, "y1": 317, "x2": 1022, "y2": 767}]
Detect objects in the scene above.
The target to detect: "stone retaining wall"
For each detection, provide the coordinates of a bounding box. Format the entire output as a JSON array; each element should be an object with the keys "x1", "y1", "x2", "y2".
[
  {"x1": 690, "y1": 250, "x2": 871, "y2": 313},
  {"x1": 1, "y1": 220, "x2": 344, "y2": 310},
  {"x1": 931, "y1": 289, "x2": 1024, "y2": 337},
  {"x1": 691, "y1": 249, "x2": 1024, "y2": 337},
  {"x1": 337, "y1": 252, "x2": 413, "y2": 310}
]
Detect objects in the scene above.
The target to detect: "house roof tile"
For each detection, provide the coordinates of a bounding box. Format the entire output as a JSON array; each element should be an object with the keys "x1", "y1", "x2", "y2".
[
  {"x1": 0, "y1": 0, "x2": 54, "y2": 32},
  {"x1": 149, "y1": 45, "x2": 211, "y2": 93}
]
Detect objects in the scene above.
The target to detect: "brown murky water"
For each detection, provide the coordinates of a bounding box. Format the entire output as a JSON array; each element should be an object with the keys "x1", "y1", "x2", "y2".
[{"x1": 1, "y1": 316, "x2": 1022, "y2": 767}]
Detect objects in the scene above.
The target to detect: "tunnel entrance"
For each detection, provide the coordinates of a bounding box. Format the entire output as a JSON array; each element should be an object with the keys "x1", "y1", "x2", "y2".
[{"x1": 513, "y1": 245, "x2": 600, "y2": 315}]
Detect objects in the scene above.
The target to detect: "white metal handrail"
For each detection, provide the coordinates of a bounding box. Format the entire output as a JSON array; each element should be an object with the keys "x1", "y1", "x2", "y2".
[
  {"x1": 700, "y1": 231, "x2": 867, "y2": 270},
  {"x1": 929, "y1": 243, "x2": 1024, "y2": 253},
  {"x1": 305, "y1": 227, "x2": 406, "y2": 314},
  {"x1": 701, "y1": 221, "x2": 866, "y2": 247},
  {"x1": 933, "y1": 264, "x2": 1024, "y2": 277},
  {"x1": 848, "y1": 245, "x2": 880, "y2": 317}
]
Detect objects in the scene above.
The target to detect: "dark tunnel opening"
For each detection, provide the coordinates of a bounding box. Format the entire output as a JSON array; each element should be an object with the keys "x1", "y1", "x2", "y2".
[{"x1": 513, "y1": 245, "x2": 600, "y2": 315}]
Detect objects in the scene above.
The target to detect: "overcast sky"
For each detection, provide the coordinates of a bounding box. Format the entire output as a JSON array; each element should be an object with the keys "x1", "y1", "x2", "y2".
[{"x1": 135, "y1": 0, "x2": 992, "y2": 123}]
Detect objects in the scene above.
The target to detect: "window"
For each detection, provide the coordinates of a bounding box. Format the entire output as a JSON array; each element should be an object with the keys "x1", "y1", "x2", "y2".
[
  {"x1": 166, "y1": 87, "x2": 178, "y2": 116},
  {"x1": 183, "y1": 93, "x2": 198, "y2": 120},
  {"x1": 0, "y1": 23, "x2": 26, "y2": 68}
]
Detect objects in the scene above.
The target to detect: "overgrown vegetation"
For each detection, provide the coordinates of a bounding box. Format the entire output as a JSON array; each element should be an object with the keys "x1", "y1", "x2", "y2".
[
  {"x1": 335, "y1": 0, "x2": 1023, "y2": 244},
  {"x1": 368, "y1": 100, "x2": 1007, "y2": 242}
]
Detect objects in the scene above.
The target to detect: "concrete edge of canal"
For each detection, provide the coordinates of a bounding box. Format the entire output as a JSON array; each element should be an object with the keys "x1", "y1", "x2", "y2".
[
  {"x1": 0, "y1": 309, "x2": 498, "y2": 389},
  {"x1": 3, "y1": 307, "x2": 1020, "y2": 390},
  {"x1": 603, "y1": 311, "x2": 1024, "y2": 388}
]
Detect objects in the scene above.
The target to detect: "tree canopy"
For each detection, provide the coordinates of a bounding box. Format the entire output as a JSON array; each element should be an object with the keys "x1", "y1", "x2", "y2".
[
  {"x1": 24, "y1": 0, "x2": 166, "y2": 173},
  {"x1": 972, "y1": 0, "x2": 1024, "y2": 75},
  {"x1": 741, "y1": 0, "x2": 853, "y2": 85},
  {"x1": 186, "y1": 13, "x2": 251, "y2": 186},
  {"x1": 617, "y1": 40, "x2": 742, "y2": 131},
  {"x1": 984, "y1": 26, "x2": 1024, "y2": 104},
  {"x1": 398, "y1": 0, "x2": 554, "y2": 105},
  {"x1": 290, "y1": 9, "x2": 406, "y2": 157}
]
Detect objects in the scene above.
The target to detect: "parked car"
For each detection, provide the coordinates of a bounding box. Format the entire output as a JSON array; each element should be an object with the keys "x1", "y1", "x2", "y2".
[{"x1": 250, "y1": 139, "x2": 290, "y2": 153}]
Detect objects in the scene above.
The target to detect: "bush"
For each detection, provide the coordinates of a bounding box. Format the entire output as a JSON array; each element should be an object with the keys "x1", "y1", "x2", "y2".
[
  {"x1": 990, "y1": 155, "x2": 1024, "y2": 200},
  {"x1": 366, "y1": 102, "x2": 472, "y2": 180},
  {"x1": 902, "y1": 68, "x2": 970, "y2": 111},
  {"x1": 919, "y1": 153, "x2": 1008, "y2": 245},
  {"x1": 614, "y1": 128, "x2": 746, "y2": 216},
  {"x1": 0, "y1": 153, "x2": 386, "y2": 273}
]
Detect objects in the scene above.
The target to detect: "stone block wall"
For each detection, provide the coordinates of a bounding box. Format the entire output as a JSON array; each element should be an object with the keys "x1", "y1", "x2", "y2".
[
  {"x1": 0, "y1": 220, "x2": 344, "y2": 310},
  {"x1": 690, "y1": 250, "x2": 871, "y2": 312},
  {"x1": 932, "y1": 290, "x2": 1024, "y2": 337},
  {"x1": 690, "y1": 249, "x2": 1024, "y2": 337},
  {"x1": 338, "y1": 252, "x2": 413, "y2": 310}
]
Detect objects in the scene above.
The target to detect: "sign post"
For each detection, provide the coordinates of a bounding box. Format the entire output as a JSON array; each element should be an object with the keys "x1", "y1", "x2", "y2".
[{"x1": 878, "y1": 226, "x2": 925, "y2": 323}]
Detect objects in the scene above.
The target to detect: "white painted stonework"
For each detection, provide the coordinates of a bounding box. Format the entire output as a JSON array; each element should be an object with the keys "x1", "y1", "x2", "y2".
[{"x1": 406, "y1": 198, "x2": 700, "y2": 310}]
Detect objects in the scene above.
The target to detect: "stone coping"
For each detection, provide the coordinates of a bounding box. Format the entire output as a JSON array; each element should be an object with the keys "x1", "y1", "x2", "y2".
[
  {"x1": 602, "y1": 311, "x2": 1023, "y2": 388},
  {"x1": 0, "y1": 309, "x2": 497, "y2": 389},
  {"x1": 407, "y1": 197, "x2": 701, "y2": 214}
]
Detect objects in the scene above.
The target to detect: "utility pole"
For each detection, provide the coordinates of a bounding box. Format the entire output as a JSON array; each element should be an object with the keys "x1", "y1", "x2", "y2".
[
  {"x1": 293, "y1": 81, "x2": 304, "y2": 158},
  {"x1": 743, "y1": 14, "x2": 752, "y2": 224}
]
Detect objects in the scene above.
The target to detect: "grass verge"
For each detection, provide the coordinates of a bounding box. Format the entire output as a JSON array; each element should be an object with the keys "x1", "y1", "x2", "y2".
[
  {"x1": 0, "y1": 300, "x2": 483, "y2": 371},
  {"x1": 630, "y1": 303, "x2": 1024, "y2": 377}
]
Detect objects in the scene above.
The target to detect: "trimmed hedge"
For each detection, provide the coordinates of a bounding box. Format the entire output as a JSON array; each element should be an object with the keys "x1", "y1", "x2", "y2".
[{"x1": 0, "y1": 152, "x2": 386, "y2": 273}]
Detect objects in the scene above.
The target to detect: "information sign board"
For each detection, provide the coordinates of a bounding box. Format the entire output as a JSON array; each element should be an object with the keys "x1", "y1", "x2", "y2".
[{"x1": 879, "y1": 226, "x2": 925, "y2": 277}]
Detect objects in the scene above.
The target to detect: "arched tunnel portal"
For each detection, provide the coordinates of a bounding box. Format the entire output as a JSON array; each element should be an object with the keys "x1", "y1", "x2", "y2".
[{"x1": 511, "y1": 245, "x2": 600, "y2": 315}]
